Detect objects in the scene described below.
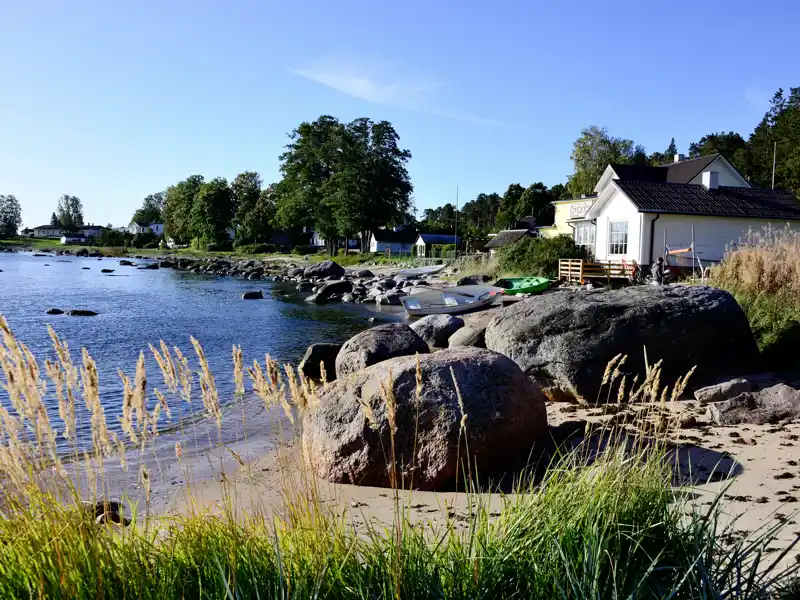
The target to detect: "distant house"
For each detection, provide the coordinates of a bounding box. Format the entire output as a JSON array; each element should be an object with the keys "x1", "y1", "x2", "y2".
[
  {"x1": 128, "y1": 222, "x2": 164, "y2": 236},
  {"x1": 60, "y1": 234, "x2": 87, "y2": 245},
  {"x1": 20, "y1": 228, "x2": 33, "y2": 237},
  {"x1": 415, "y1": 234, "x2": 461, "y2": 257},
  {"x1": 369, "y1": 230, "x2": 416, "y2": 254},
  {"x1": 544, "y1": 153, "x2": 800, "y2": 268},
  {"x1": 81, "y1": 225, "x2": 105, "y2": 239},
  {"x1": 32, "y1": 225, "x2": 63, "y2": 238},
  {"x1": 484, "y1": 216, "x2": 538, "y2": 257}
]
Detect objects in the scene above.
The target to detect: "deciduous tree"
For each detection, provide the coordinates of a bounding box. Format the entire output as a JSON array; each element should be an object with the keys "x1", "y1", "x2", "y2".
[
  {"x1": 56, "y1": 195, "x2": 84, "y2": 232},
  {"x1": 163, "y1": 175, "x2": 204, "y2": 243},
  {"x1": 191, "y1": 178, "x2": 234, "y2": 245},
  {"x1": 132, "y1": 192, "x2": 165, "y2": 225},
  {"x1": 567, "y1": 126, "x2": 641, "y2": 196},
  {"x1": 0, "y1": 194, "x2": 22, "y2": 237}
]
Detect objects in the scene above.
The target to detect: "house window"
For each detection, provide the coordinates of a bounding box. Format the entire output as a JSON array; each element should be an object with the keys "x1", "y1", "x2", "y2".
[
  {"x1": 573, "y1": 223, "x2": 595, "y2": 248},
  {"x1": 608, "y1": 221, "x2": 628, "y2": 255}
]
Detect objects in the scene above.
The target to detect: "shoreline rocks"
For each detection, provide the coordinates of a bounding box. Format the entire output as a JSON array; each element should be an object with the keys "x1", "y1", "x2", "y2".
[{"x1": 302, "y1": 347, "x2": 549, "y2": 490}]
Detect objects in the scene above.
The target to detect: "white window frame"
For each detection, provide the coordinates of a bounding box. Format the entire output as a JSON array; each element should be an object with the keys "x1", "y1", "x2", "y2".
[
  {"x1": 608, "y1": 221, "x2": 628, "y2": 256},
  {"x1": 573, "y1": 222, "x2": 596, "y2": 248}
]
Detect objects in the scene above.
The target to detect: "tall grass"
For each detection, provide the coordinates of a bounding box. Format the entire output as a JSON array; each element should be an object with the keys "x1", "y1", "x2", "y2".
[
  {"x1": 0, "y1": 315, "x2": 798, "y2": 598},
  {"x1": 711, "y1": 226, "x2": 800, "y2": 366}
]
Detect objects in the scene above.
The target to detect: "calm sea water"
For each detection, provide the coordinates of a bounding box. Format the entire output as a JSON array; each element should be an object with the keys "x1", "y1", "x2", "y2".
[{"x1": 0, "y1": 251, "x2": 380, "y2": 448}]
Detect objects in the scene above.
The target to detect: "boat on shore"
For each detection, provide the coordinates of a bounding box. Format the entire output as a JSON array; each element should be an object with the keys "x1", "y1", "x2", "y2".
[
  {"x1": 494, "y1": 276, "x2": 550, "y2": 295},
  {"x1": 400, "y1": 285, "x2": 504, "y2": 316}
]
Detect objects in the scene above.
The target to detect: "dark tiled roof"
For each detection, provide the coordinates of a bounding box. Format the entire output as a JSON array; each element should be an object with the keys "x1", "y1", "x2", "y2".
[
  {"x1": 371, "y1": 229, "x2": 417, "y2": 243},
  {"x1": 610, "y1": 154, "x2": 723, "y2": 185},
  {"x1": 485, "y1": 229, "x2": 533, "y2": 249},
  {"x1": 417, "y1": 234, "x2": 461, "y2": 245},
  {"x1": 615, "y1": 180, "x2": 800, "y2": 220},
  {"x1": 34, "y1": 224, "x2": 61, "y2": 230},
  {"x1": 608, "y1": 164, "x2": 667, "y2": 183}
]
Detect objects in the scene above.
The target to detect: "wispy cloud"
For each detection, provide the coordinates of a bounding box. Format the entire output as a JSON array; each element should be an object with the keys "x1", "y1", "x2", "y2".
[
  {"x1": 745, "y1": 87, "x2": 771, "y2": 113},
  {"x1": 289, "y1": 59, "x2": 500, "y2": 125}
]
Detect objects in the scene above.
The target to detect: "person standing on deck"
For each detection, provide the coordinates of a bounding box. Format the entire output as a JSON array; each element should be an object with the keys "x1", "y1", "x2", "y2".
[{"x1": 654, "y1": 257, "x2": 665, "y2": 285}]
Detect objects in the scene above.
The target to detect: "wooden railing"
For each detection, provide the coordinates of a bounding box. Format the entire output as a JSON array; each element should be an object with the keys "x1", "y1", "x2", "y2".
[{"x1": 558, "y1": 259, "x2": 632, "y2": 283}]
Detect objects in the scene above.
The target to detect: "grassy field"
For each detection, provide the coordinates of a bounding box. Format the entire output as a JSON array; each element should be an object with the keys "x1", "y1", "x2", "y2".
[{"x1": 0, "y1": 316, "x2": 797, "y2": 598}]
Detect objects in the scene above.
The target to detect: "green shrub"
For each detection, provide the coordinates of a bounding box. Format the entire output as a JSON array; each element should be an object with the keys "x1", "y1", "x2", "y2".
[
  {"x1": 499, "y1": 234, "x2": 586, "y2": 278},
  {"x1": 292, "y1": 244, "x2": 317, "y2": 255},
  {"x1": 236, "y1": 243, "x2": 277, "y2": 255},
  {"x1": 431, "y1": 243, "x2": 456, "y2": 258}
]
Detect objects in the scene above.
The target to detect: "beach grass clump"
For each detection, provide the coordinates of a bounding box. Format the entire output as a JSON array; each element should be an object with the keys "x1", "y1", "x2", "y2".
[
  {"x1": 710, "y1": 226, "x2": 800, "y2": 365},
  {"x1": 0, "y1": 316, "x2": 798, "y2": 598}
]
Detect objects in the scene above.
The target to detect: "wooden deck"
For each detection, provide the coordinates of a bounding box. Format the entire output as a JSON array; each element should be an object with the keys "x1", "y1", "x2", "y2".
[{"x1": 558, "y1": 259, "x2": 633, "y2": 283}]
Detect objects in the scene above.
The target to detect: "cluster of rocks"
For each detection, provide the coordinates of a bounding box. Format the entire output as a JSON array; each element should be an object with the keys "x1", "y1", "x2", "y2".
[{"x1": 296, "y1": 283, "x2": 800, "y2": 490}]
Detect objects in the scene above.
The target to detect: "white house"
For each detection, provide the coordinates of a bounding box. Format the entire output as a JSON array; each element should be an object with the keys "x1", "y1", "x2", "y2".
[
  {"x1": 128, "y1": 222, "x2": 164, "y2": 236},
  {"x1": 369, "y1": 230, "x2": 416, "y2": 254},
  {"x1": 552, "y1": 154, "x2": 800, "y2": 268},
  {"x1": 32, "y1": 225, "x2": 63, "y2": 238}
]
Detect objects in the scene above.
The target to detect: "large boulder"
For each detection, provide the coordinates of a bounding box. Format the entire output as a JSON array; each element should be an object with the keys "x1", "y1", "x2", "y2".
[
  {"x1": 356, "y1": 269, "x2": 375, "y2": 278},
  {"x1": 484, "y1": 286, "x2": 759, "y2": 403},
  {"x1": 241, "y1": 290, "x2": 263, "y2": 300},
  {"x1": 303, "y1": 347, "x2": 548, "y2": 489},
  {"x1": 448, "y1": 325, "x2": 486, "y2": 348},
  {"x1": 708, "y1": 384, "x2": 800, "y2": 426},
  {"x1": 336, "y1": 323, "x2": 429, "y2": 378},
  {"x1": 303, "y1": 260, "x2": 345, "y2": 279},
  {"x1": 410, "y1": 315, "x2": 465, "y2": 349},
  {"x1": 299, "y1": 343, "x2": 342, "y2": 382}
]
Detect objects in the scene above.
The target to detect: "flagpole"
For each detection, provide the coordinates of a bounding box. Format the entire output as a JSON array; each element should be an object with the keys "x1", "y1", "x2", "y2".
[{"x1": 454, "y1": 186, "x2": 459, "y2": 260}]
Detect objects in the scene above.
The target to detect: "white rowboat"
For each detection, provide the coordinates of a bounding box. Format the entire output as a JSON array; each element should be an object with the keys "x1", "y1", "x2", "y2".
[{"x1": 399, "y1": 285, "x2": 504, "y2": 317}]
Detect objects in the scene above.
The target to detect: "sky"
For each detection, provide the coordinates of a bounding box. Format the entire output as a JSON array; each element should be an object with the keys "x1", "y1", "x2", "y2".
[{"x1": 1, "y1": 0, "x2": 799, "y2": 229}]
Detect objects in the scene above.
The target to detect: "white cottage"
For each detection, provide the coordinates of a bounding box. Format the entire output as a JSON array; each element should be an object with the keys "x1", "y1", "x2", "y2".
[
  {"x1": 369, "y1": 230, "x2": 416, "y2": 254},
  {"x1": 562, "y1": 154, "x2": 800, "y2": 268}
]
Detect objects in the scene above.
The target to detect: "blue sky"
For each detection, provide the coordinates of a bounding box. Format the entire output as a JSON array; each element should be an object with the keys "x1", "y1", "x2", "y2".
[{"x1": 1, "y1": 0, "x2": 798, "y2": 228}]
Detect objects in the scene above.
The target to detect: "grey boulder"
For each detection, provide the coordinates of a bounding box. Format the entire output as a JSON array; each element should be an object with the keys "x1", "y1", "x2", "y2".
[
  {"x1": 356, "y1": 269, "x2": 375, "y2": 278},
  {"x1": 336, "y1": 323, "x2": 429, "y2": 378},
  {"x1": 484, "y1": 285, "x2": 759, "y2": 403},
  {"x1": 448, "y1": 325, "x2": 486, "y2": 348},
  {"x1": 694, "y1": 378, "x2": 757, "y2": 405},
  {"x1": 303, "y1": 260, "x2": 345, "y2": 279},
  {"x1": 299, "y1": 343, "x2": 342, "y2": 382},
  {"x1": 303, "y1": 347, "x2": 548, "y2": 489},
  {"x1": 410, "y1": 314, "x2": 465, "y2": 349},
  {"x1": 378, "y1": 289, "x2": 406, "y2": 305},
  {"x1": 241, "y1": 290, "x2": 264, "y2": 300},
  {"x1": 288, "y1": 267, "x2": 305, "y2": 277},
  {"x1": 708, "y1": 384, "x2": 800, "y2": 425},
  {"x1": 308, "y1": 280, "x2": 353, "y2": 303}
]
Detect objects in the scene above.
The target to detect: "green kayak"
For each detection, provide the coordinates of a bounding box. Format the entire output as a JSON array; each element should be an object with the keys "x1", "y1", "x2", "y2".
[{"x1": 494, "y1": 277, "x2": 550, "y2": 295}]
